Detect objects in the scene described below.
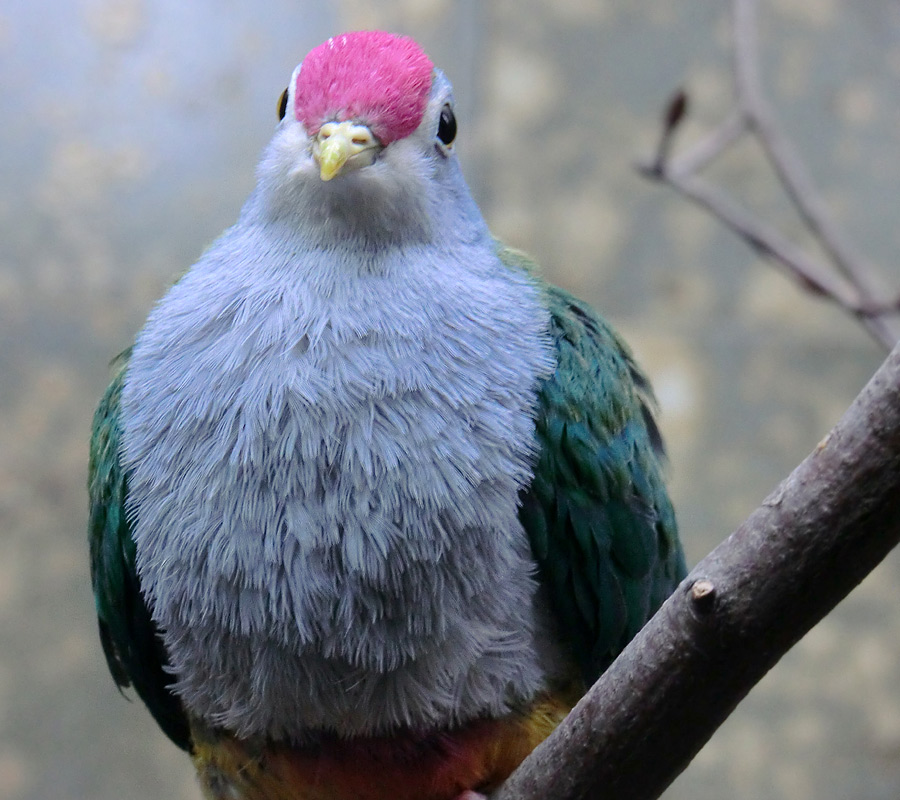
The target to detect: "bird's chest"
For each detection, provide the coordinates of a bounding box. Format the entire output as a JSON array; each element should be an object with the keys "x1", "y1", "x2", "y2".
[
  {"x1": 217, "y1": 313, "x2": 537, "y2": 636},
  {"x1": 121, "y1": 255, "x2": 555, "y2": 738},
  {"x1": 221, "y1": 286, "x2": 539, "y2": 568}
]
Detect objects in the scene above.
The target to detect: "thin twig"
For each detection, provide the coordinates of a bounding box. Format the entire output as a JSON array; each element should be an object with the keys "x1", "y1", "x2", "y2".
[
  {"x1": 665, "y1": 108, "x2": 747, "y2": 180},
  {"x1": 639, "y1": 0, "x2": 900, "y2": 349},
  {"x1": 637, "y1": 166, "x2": 864, "y2": 307},
  {"x1": 730, "y1": 0, "x2": 899, "y2": 344}
]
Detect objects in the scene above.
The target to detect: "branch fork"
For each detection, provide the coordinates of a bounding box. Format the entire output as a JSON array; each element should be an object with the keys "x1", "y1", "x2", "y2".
[{"x1": 640, "y1": 0, "x2": 900, "y2": 349}]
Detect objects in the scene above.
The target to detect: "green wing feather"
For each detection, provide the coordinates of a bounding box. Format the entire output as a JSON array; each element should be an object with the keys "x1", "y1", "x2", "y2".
[
  {"x1": 502, "y1": 246, "x2": 687, "y2": 684},
  {"x1": 88, "y1": 349, "x2": 192, "y2": 751}
]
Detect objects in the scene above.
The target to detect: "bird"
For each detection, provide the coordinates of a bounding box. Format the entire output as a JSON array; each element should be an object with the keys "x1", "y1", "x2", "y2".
[{"x1": 88, "y1": 30, "x2": 686, "y2": 800}]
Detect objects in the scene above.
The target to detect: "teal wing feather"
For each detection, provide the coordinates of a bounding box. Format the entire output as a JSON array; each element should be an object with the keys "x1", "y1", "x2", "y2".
[
  {"x1": 502, "y1": 247, "x2": 687, "y2": 685},
  {"x1": 88, "y1": 349, "x2": 192, "y2": 751}
]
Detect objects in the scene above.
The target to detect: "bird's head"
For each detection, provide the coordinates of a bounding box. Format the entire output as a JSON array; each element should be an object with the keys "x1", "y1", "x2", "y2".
[{"x1": 255, "y1": 31, "x2": 478, "y2": 246}]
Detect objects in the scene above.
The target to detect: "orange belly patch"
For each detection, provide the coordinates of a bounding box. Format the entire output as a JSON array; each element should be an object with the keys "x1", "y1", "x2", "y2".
[{"x1": 192, "y1": 693, "x2": 573, "y2": 800}]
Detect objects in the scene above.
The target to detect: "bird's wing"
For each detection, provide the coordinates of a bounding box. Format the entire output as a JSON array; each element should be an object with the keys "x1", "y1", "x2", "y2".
[
  {"x1": 501, "y1": 246, "x2": 687, "y2": 685},
  {"x1": 88, "y1": 348, "x2": 192, "y2": 751}
]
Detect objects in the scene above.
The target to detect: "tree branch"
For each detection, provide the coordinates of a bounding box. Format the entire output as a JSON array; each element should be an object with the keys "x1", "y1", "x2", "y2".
[
  {"x1": 639, "y1": 0, "x2": 900, "y2": 349},
  {"x1": 495, "y1": 340, "x2": 900, "y2": 800},
  {"x1": 489, "y1": 5, "x2": 900, "y2": 797}
]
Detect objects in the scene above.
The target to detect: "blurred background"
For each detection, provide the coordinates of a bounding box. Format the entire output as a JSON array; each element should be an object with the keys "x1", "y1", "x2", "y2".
[{"x1": 3, "y1": 0, "x2": 900, "y2": 797}]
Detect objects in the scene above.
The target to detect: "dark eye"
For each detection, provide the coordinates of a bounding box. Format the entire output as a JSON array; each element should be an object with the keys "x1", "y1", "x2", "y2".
[
  {"x1": 437, "y1": 104, "x2": 456, "y2": 146},
  {"x1": 278, "y1": 87, "x2": 289, "y2": 121}
]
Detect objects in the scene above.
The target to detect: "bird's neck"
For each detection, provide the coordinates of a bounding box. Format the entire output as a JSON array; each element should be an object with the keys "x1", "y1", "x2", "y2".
[{"x1": 246, "y1": 150, "x2": 490, "y2": 255}]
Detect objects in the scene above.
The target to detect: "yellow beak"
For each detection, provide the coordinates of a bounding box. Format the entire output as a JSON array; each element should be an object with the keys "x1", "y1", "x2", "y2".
[{"x1": 313, "y1": 121, "x2": 382, "y2": 181}]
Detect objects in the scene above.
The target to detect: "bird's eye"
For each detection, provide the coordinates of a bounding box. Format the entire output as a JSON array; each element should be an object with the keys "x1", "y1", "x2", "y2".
[
  {"x1": 278, "y1": 87, "x2": 289, "y2": 121},
  {"x1": 437, "y1": 104, "x2": 457, "y2": 146}
]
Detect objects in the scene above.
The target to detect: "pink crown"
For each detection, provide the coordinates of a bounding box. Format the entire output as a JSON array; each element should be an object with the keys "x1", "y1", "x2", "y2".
[{"x1": 294, "y1": 31, "x2": 435, "y2": 145}]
